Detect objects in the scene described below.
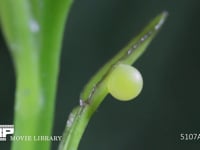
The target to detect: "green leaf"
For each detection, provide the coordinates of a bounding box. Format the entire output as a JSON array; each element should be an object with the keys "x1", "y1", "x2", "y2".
[{"x1": 59, "y1": 11, "x2": 168, "y2": 150}]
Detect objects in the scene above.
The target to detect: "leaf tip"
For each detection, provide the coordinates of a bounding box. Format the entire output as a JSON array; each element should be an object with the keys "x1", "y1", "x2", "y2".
[{"x1": 154, "y1": 11, "x2": 168, "y2": 31}]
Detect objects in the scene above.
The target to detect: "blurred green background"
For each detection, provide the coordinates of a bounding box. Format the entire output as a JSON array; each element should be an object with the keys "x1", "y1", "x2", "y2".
[{"x1": 1, "y1": 0, "x2": 200, "y2": 149}]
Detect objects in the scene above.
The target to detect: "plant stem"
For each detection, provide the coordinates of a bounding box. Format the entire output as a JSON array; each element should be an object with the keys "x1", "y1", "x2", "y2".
[
  {"x1": 59, "y1": 86, "x2": 108, "y2": 150},
  {"x1": 0, "y1": 0, "x2": 73, "y2": 149}
]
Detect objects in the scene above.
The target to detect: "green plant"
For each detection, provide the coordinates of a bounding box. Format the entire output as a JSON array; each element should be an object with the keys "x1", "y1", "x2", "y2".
[
  {"x1": 0, "y1": 0, "x2": 73, "y2": 150},
  {"x1": 59, "y1": 12, "x2": 168, "y2": 150},
  {"x1": 0, "y1": 0, "x2": 167, "y2": 149}
]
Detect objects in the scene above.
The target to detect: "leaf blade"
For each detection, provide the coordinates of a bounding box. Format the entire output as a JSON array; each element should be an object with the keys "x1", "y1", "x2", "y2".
[
  {"x1": 81, "y1": 11, "x2": 168, "y2": 101},
  {"x1": 59, "y1": 11, "x2": 168, "y2": 150}
]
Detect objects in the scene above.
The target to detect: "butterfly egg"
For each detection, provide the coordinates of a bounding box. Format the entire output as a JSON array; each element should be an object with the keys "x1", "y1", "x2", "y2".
[{"x1": 107, "y1": 64, "x2": 143, "y2": 101}]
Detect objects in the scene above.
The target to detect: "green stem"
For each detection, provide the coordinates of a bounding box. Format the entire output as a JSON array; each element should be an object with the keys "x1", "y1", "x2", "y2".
[
  {"x1": 0, "y1": 0, "x2": 73, "y2": 150},
  {"x1": 59, "y1": 86, "x2": 108, "y2": 150},
  {"x1": 59, "y1": 12, "x2": 168, "y2": 150}
]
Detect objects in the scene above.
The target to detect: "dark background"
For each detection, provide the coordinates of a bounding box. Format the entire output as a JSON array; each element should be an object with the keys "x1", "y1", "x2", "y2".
[{"x1": 1, "y1": 0, "x2": 200, "y2": 149}]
